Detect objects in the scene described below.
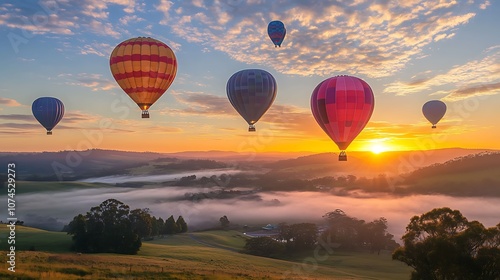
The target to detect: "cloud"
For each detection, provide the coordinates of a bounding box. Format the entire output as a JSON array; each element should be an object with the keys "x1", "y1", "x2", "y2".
[
  {"x1": 79, "y1": 42, "x2": 113, "y2": 57},
  {"x1": 479, "y1": 0, "x2": 491, "y2": 9},
  {"x1": 384, "y1": 48, "x2": 500, "y2": 100},
  {"x1": 58, "y1": 73, "x2": 117, "y2": 91},
  {"x1": 0, "y1": 0, "x2": 134, "y2": 38},
  {"x1": 167, "y1": 90, "x2": 235, "y2": 116},
  {"x1": 119, "y1": 14, "x2": 144, "y2": 25},
  {"x1": 0, "y1": 114, "x2": 33, "y2": 121},
  {"x1": 156, "y1": 1, "x2": 481, "y2": 77},
  {"x1": 17, "y1": 57, "x2": 35, "y2": 62},
  {"x1": 0, "y1": 98, "x2": 22, "y2": 107}
]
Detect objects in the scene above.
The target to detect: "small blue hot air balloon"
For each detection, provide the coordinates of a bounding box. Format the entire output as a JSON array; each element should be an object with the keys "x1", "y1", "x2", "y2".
[
  {"x1": 422, "y1": 100, "x2": 446, "y2": 128},
  {"x1": 267, "y1": 20, "x2": 286, "y2": 47},
  {"x1": 32, "y1": 97, "x2": 65, "y2": 135},
  {"x1": 227, "y1": 69, "x2": 277, "y2": 131}
]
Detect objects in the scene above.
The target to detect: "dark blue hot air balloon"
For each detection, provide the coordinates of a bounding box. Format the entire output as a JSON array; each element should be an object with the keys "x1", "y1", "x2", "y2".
[
  {"x1": 227, "y1": 69, "x2": 277, "y2": 132},
  {"x1": 267, "y1": 20, "x2": 286, "y2": 47},
  {"x1": 422, "y1": 100, "x2": 446, "y2": 128},
  {"x1": 32, "y1": 97, "x2": 64, "y2": 135}
]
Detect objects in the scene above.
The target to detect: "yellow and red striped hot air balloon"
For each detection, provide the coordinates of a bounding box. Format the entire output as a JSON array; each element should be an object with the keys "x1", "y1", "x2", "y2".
[{"x1": 110, "y1": 37, "x2": 177, "y2": 118}]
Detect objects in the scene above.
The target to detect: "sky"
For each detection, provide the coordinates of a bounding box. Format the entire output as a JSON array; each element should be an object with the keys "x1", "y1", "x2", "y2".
[{"x1": 0, "y1": 0, "x2": 499, "y2": 154}]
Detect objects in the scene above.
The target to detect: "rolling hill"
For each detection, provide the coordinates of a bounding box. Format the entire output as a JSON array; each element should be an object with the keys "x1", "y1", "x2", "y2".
[{"x1": 0, "y1": 225, "x2": 412, "y2": 279}]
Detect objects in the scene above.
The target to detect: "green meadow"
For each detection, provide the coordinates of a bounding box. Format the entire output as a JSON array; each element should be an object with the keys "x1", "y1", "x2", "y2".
[{"x1": 0, "y1": 225, "x2": 412, "y2": 279}]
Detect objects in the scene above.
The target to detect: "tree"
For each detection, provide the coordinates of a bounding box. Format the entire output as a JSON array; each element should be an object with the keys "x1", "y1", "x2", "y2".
[
  {"x1": 366, "y1": 217, "x2": 391, "y2": 255},
  {"x1": 129, "y1": 208, "x2": 153, "y2": 239},
  {"x1": 66, "y1": 199, "x2": 141, "y2": 254},
  {"x1": 66, "y1": 214, "x2": 88, "y2": 252},
  {"x1": 157, "y1": 217, "x2": 165, "y2": 235},
  {"x1": 176, "y1": 216, "x2": 188, "y2": 233},
  {"x1": 322, "y1": 209, "x2": 365, "y2": 249},
  {"x1": 393, "y1": 207, "x2": 500, "y2": 280},
  {"x1": 164, "y1": 215, "x2": 178, "y2": 234},
  {"x1": 150, "y1": 216, "x2": 159, "y2": 237},
  {"x1": 244, "y1": 237, "x2": 285, "y2": 257},
  {"x1": 219, "y1": 215, "x2": 230, "y2": 228},
  {"x1": 277, "y1": 223, "x2": 318, "y2": 253}
]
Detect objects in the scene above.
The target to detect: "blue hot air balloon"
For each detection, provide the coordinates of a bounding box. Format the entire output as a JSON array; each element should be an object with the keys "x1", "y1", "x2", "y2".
[
  {"x1": 422, "y1": 100, "x2": 446, "y2": 128},
  {"x1": 267, "y1": 20, "x2": 286, "y2": 47},
  {"x1": 227, "y1": 69, "x2": 277, "y2": 131},
  {"x1": 32, "y1": 97, "x2": 65, "y2": 135}
]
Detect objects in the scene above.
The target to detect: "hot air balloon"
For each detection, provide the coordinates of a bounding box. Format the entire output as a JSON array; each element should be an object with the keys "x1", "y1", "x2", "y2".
[
  {"x1": 267, "y1": 21, "x2": 286, "y2": 47},
  {"x1": 227, "y1": 69, "x2": 277, "y2": 132},
  {"x1": 422, "y1": 100, "x2": 446, "y2": 128},
  {"x1": 32, "y1": 97, "x2": 64, "y2": 135},
  {"x1": 110, "y1": 37, "x2": 177, "y2": 118},
  {"x1": 311, "y1": 75, "x2": 375, "y2": 161}
]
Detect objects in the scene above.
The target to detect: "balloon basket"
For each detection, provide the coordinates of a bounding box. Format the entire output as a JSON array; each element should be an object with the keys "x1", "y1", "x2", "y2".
[
  {"x1": 248, "y1": 125, "x2": 256, "y2": 132},
  {"x1": 142, "y1": 110, "x2": 150, "y2": 118},
  {"x1": 432, "y1": 125, "x2": 436, "y2": 128},
  {"x1": 338, "y1": 151, "x2": 347, "y2": 161},
  {"x1": 46, "y1": 131, "x2": 52, "y2": 135}
]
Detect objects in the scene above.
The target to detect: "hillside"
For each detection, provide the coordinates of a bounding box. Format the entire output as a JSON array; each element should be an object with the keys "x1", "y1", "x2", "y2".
[
  {"x1": 0, "y1": 149, "x2": 160, "y2": 181},
  {"x1": 396, "y1": 152, "x2": 500, "y2": 197},
  {"x1": 0, "y1": 225, "x2": 411, "y2": 279}
]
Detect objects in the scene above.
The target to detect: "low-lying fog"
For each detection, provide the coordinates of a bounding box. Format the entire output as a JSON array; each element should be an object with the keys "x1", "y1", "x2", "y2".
[
  {"x1": 79, "y1": 169, "x2": 243, "y2": 183},
  {"x1": 10, "y1": 184, "x2": 500, "y2": 240}
]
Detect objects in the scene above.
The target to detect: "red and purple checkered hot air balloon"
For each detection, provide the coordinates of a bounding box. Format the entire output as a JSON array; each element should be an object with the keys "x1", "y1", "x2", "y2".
[
  {"x1": 32, "y1": 97, "x2": 65, "y2": 135},
  {"x1": 227, "y1": 69, "x2": 277, "y2": 132},
  {"x1": 311, "y1": 75, "x2": 375, "y2": 161},
  {"x1": 267, "y1": 21, "x2": 286, "y2": 47},
  {"x1": 110, "y1": 37, "x2": 177, "y2": 118}
]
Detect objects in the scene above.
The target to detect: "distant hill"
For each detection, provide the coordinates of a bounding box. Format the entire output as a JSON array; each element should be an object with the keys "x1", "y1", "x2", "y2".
[
  {"x1": 396, "y1": 151, "x2": 500, "y2": 197},
  {"x1": 0, "y1": 148, "x2": 495, "y2": 182},
  {"x1": 265, "y1": 148, "x2": 495, "y2": 179},
  {"x1": 0, "y1": 149, "x2": 160, "y2": 180}
]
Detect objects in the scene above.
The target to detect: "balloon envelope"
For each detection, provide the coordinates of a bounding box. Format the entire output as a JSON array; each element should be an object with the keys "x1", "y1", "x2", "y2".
[
  {"x1": 227, "y1": 69, "x2": 277, "y2": 131},
  {"x1": 422, "y1": 100, "x2": 446, "y2": 128},
  {"x1": 311, "y1": 75, "x2": 375, "y2": 160},
  {"x1": 267, "y1": 21, "x2": 286, "y2": 47},
  {"x1": 32, "y1": 97, "x2": 65, "y2": 135},
  {"x1": 110, "y1": 37, "x2": 177, "y2": 118}
]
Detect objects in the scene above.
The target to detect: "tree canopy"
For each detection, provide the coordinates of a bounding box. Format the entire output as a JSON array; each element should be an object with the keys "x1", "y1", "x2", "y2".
[
  {"x1": 66, "y1": 199, "x2": 189, "y2": 254},
  {"x1": 392, "y1": 207, "x2": 500, "y2": 280}
]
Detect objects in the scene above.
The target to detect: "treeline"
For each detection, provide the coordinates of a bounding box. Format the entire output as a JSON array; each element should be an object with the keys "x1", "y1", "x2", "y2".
[
  {"x1": 321, "y1": 209, "x2": 399, "y2": 253},
  {"x1": 153, "y1": 159, "x2": 227, "y2": 171},
  {"x1": 191, "y1": 173, "x2": 393, "y2": 193},
  {"x1": 176, "y1": 170, "x2": 500, "y2": 198},
  {"x1": 244, "y1": 209, "x2": 398, "y2": 258},
  {"x1": 64, "y1": 199, "x2": 187, "y2": 254}
]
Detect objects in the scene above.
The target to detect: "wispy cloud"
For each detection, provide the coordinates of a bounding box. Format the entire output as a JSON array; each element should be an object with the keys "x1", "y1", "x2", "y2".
[
  {"x1": 58, "y1": 73, "x2": 117, "y2": 91},
  {"x1": 0, "y1": 0, "x2": 134, "y2": 38},
  {"x1": 0, "y1": 114, "x2": 33, "y2": 121},
  {"x1": 384, "y1": 47, "x2": 500, "y2": 100},
  {"x1": 119, "y1": 14, "x2": 144, "y2": 25},
  {"x1": 166, "y1": 90, "x2": 235, "y2": 116},
  {"x1": 156, "y1": 0, "x2": 481, "y2": 77},
  {"x1": 79, "y1": 42, "x2": 113, "y2": 57},
  {"x1": 0, "y1": 98, "x2": 22, "y2": 107},
  {"x1": 480, "y1": 0, "x2": 491, "y2": 9}
]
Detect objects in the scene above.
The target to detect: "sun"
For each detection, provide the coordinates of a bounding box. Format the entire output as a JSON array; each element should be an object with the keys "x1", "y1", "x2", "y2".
[{"x1": 370, "y1": 143, "x2": 389, "y2": 154}]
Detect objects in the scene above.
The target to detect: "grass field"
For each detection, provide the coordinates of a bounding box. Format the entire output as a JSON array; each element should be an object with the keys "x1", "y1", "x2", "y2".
[{"x1": 0, "y1": 226, "x2": 412, "y2": 279}]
